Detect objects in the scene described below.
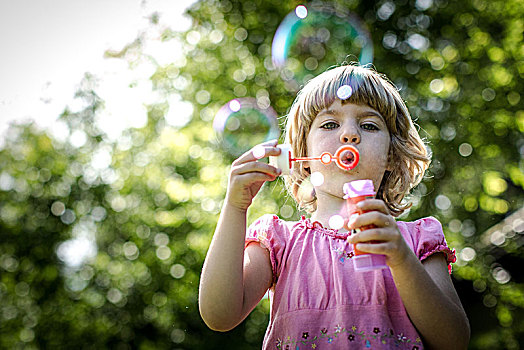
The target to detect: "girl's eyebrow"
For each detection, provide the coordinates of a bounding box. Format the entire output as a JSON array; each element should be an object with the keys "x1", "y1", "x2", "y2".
[
  {"x1": 317, "y1": 108, "x2": 385, "y2": 121},
  {"x1": 358, "y1": 110, "x2": 385, "y2": 122},
  {"x1": 317, "y1": 109, "x2": 336, "y2": 117}
]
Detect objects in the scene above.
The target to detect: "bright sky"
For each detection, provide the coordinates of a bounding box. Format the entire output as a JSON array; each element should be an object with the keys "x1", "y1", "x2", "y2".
[
  {"x1": 0, "y1": 0, "x2": 197, "y2": 267},
  {"x1": 0, "y1": 0, "x2": 196, "y2": 142}
]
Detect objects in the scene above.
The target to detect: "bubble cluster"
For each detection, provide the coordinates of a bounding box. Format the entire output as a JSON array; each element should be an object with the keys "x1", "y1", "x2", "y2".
[{"x1": 213, "y1": 98, "x2": 280, "y2": 156}]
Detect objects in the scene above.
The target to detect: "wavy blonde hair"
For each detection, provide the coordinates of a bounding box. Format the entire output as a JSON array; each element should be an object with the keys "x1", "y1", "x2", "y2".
[{"x1": 283, "y1": 64, "x2": 430, "y2": 216}]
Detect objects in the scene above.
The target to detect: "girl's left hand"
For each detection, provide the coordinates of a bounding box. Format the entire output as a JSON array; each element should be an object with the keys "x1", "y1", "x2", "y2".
[{"x1": 346, "y1": 198, "x2": 413, "y2": 269}]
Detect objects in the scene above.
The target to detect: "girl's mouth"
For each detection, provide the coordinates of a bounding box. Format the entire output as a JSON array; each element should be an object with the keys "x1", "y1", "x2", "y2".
[
  {"x1": 340, "y1": 150, "x2": 355, "y2": 166},
  {"x1": 334, "y1": 145, "x2": 359, "y2": 170}
]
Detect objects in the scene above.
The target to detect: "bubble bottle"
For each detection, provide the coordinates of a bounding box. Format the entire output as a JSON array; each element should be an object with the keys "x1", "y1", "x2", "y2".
[{"x1": 343, "y1": 179, "x2": 388, "y2": 272}]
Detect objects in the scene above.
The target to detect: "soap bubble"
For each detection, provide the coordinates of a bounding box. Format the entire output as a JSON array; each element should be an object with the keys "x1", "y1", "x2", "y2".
[
  {"x1": 329, "y1": 214, "x2": 345, "y2": 230},
  {"x1": 310, "y1": 171, "x2": 325, "y2": 186},
  {"x1": 295, "y1": 5, "x2": 308, "y2": 19},
  {"x1": 252, "y1": 145, "x2": 266, "y2": 159},
  {"x1": 213, "y1": 98, "x2": 280, "y2": 156},
  {"x1": 336, "y1": 85, "x2": 353, "y2": 100},
  {"x1": 272, "y1": 3, "x2": 373, "y2": 89}
]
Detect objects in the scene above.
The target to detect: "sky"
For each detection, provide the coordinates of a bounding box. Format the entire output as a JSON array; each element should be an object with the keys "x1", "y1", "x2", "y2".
[
  {"x1": 0, "y1": 0, "x2": 196, "y2": 267},
  {"x1": 0, "y1": 0, "x2": 196, "y2": 142}
]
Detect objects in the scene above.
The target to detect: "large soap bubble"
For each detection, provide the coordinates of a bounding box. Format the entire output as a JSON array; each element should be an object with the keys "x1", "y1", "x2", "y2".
[
  {"x1": 272, "y1": 3, "x2": 373, "y2": 89},
  {"x1": 213, "y1": 98, "x2": 280, "y2": 156}
]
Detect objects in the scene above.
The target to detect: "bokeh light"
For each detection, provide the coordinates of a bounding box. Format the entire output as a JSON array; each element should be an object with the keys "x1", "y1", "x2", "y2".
[{"x1": 213, "y1": 98, "x2": 280, "y2": 156}]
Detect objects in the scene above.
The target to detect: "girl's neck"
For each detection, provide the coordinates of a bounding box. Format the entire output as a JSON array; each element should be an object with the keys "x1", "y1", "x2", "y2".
[{"x1": 310, "y1": 191, "x2": 348, "y2": 231}]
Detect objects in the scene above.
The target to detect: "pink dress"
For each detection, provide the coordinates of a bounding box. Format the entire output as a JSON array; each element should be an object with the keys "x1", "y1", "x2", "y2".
[{"x1": 245, "y1": 215, "x2": 456, "y2": 350}]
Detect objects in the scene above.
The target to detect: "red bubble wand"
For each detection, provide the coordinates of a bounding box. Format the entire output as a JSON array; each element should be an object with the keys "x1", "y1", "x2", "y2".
[{"x1": 269, "y1": 145, "x2": 359, "y2": 175}]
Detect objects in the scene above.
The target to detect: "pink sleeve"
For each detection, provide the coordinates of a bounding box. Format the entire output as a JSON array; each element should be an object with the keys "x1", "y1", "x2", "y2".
[
  {"x1": 408, "y1": 217, "x2": 457, "y2": 273},
  {"x1": 245, "y1": 214, "x2": 286, "y2": 284}
]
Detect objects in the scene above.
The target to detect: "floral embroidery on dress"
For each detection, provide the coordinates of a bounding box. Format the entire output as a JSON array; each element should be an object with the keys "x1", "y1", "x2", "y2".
[
  {"x1": 275, "y1": 325, "x2": 422, "y2": 349},
  {"x1": 332, "y1": 246, "x2": 354, "y2": 264}
]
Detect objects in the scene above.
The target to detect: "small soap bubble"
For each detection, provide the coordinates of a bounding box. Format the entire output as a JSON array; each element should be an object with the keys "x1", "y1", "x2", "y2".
[
  {"x1": 295, "y1": 5, "x2": 308, "y2": 19},
  {"x1": 329, "y1": 215, "x2": 345, "y2": 230},
  {"x1": 229, "y1": 99, "x2": 241, "y2": 112},
  {"x1": 337, "y1": 85, "x2": 353, "y2": 100},
  {"x1": 310, "y1": 171, "x2": 325, "y2": 186},
  {"x1": 213, "y1": 98, "x2": 280, "y2": 156},
  {"x1": 252, "y1": 145, "x2": 266, "y2": 159}
]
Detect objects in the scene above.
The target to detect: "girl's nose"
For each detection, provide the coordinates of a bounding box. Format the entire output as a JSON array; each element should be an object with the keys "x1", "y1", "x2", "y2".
[{"x1": 340, "y1": 128, "x2": 360, "y2": 144}]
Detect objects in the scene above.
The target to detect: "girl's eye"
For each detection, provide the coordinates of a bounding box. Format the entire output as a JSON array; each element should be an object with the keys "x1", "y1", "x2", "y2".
[
  {"x1": 320, "y1": 121, "x2": 339, "y2": 130},
  {"x1": 361, "y1": 123, "x2": 379, "y2": 131}
]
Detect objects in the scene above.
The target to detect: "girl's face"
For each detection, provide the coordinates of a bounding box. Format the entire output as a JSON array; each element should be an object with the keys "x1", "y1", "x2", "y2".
[{"x1": 306, "y1": 100, "x2": 391, "y2": 199}]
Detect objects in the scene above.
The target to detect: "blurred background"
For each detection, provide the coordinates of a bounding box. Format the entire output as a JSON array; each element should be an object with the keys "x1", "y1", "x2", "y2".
[{"x1": 0, "y1": 0, "x2": 522, "y2": 348}]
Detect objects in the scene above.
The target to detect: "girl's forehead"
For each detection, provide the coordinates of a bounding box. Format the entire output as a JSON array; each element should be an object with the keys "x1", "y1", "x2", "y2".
[{"x1": 315, "y1": 101, "x2": 383, "y2": 119}]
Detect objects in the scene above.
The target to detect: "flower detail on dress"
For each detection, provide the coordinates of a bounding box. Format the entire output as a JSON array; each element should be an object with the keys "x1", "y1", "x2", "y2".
[{"x1": 277, "y1": 325, "x2": 422, "y2": 349}]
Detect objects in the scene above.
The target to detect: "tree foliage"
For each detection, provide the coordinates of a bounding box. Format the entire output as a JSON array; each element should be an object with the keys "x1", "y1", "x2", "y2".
[{"x1": 0, "y1": 0, "x2": 523, "y2": 349}]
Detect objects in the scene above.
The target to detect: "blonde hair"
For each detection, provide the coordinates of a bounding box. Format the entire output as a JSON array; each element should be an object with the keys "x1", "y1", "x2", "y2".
[{"x1": 283, "y1": 64, "x2": 430, "y2": 216}]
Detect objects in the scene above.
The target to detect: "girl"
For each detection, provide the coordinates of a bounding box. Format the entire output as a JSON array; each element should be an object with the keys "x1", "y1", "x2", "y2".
[{"x1": 199, "y1": 64, "x2": 470, "y2": 349}]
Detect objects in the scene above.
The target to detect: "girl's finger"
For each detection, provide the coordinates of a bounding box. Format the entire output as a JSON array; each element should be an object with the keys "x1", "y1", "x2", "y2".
[
  {"x1": 347, "y1": 228, "x2": 397, "y2": 244},
  {"x1": 233, "y1": 140, "x2": 280, "y2": 165},
  {"x1": 231, "y1": 159, "x2": 282, "y2": 177},
  {"x1": 233, "y1": 172, "x2": 278, "y2": 186},
  {"x1": 355, "y1": 198, "x2": 390, "y2": 215},
  {"x1": 348, "y1": 210, "x2": 395, "y2": 229},
  {"x1": 353, "y1": 242, "x2": 394, "y2": 255}
]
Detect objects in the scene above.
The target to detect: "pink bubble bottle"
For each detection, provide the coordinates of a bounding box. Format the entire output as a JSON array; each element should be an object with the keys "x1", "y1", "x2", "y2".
[{"x1": 343, "y1": 179, "x2": 388, "y2": 272}]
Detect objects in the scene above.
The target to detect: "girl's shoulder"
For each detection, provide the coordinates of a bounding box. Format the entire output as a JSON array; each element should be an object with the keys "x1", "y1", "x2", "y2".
[
  {"x1": 397, "y1": 216, "x2": 456, "y2": 266},
  {"x1": 396, "y1": 216, "x2": 443, "y2": 236},
  {"x1": 249, "y1": 213, "x2": 293, "y2": 231}
]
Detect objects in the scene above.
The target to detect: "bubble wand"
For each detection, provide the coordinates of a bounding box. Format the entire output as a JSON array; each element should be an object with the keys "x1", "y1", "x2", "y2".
[{"x1": 267, "y1": 144, "x2": 359, "y2": 175}]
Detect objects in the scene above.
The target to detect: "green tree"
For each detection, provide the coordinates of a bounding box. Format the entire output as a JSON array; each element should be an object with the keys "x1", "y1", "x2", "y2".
[{"x1": 0, "y1": 0, "x2": 522, "y2": 349}]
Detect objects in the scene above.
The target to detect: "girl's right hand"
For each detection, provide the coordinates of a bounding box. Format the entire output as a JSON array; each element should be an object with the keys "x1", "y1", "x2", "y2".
[{"x1": 225, "y1": 140, "x2": 282, "y2": 212}]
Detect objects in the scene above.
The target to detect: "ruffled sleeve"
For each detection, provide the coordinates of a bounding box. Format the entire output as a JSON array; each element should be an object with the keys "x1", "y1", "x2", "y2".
[
  {"x1": 245, "y1": 214, "x2": 287, "y2": 284},
  {"x1": 398, "y1": 217, "x2": 457, "y2": 273}
]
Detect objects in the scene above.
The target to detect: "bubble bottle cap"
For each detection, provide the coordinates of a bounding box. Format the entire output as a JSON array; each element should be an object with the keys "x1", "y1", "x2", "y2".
[{"x1": 343, "y1": 179, "x2": 375, "y2": 199}]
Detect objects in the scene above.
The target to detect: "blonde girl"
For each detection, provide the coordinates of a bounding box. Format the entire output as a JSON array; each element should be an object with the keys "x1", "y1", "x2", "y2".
[{"x1": 199, "y1": 64, "x2": 470, "y2": 349}]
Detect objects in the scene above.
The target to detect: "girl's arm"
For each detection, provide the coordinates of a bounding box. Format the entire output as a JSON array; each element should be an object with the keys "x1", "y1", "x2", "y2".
[
  {"x1": 198, "y1": 141, "x2": 280, "y2": 331},
  {"x1": 348, "y1": 200, "x2": 470, "y2": 350}
]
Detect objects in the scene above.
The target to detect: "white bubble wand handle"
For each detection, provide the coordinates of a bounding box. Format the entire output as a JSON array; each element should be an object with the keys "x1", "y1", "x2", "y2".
[{"x1": 269, "y1": 144, "x2": 359, "y2": 175}]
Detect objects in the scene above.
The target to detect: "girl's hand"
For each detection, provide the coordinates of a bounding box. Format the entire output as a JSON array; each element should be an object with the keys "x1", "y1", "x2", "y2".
[
  {"x1": 225, "y1": 140, "x2": 282, "y2": 212},
  {"x1": 346, "y1": 199, "x2": 413, "y2": 269}
]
